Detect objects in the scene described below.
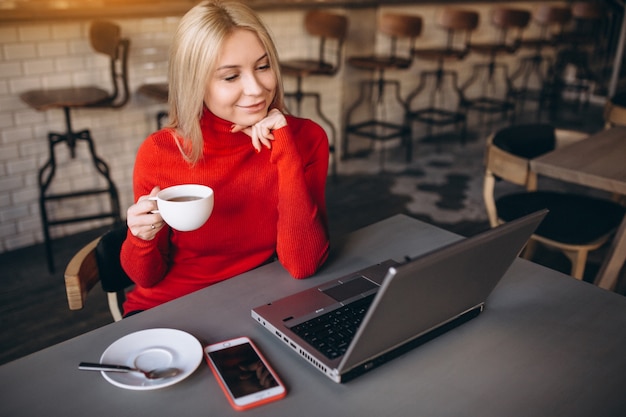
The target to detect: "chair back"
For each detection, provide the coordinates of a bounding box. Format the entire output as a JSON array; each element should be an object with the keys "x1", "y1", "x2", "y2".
[
  {"x1": 96, "y1": 226, "x2": 133, "y2": 321},
  {"x1": 533, "y1": 5, "x2": 572, "y2": 40},
  {"x1": 534, "y1": 5, "x2": 572, "y2": 26},
  {"x1": 378, "y1": 13, "x2": 423, "y2": 63},
  {"x1": 572, "y1": 1, "x2": 605, "y2": 20},
  {"x1": 65, "y1": 237, "x2": 101, "y2": 311},
  {"x1": 437, "y1": 9, "x2": 479, "y2": 55},
  {"x1": 483, "y1": 124, "x2": 555, "y2": 227},
  {"x1": 64, "y1": 225, "x2": 132, "y2": 321},
  {"x1": 491, "y1": 8, "x2": 531, "y2": 48},
  {"x1": 89, "y1": 20, "x2": 131, "y2": 108},
  {"x1": 96, "y1": 226, "x2": 133, "y2": 293},
  {"x1": 485, "y1": 124, "x2": 557, "y2": 190},
  {"x1": 304, "y1": 10, "x2": 349, "y2": 74},
  {"x1": 483, "y1": 131, "x2": 529, "y2": 228},
  {"x1": 493, "y1": 8, "x2": 532, "y2": 29},
  {"x1": 485, "y1": 134, "x2": 534, "y2": 189},
  {"x1": 305, "y1": 10, "x2": 348, "y2": 39},
  {"x1": 492, "y1": 123, "x2": 556, "y2": 159}
]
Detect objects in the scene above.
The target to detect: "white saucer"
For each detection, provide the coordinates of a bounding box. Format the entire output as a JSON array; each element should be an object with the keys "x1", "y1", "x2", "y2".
[{"x1": 99, "y1": 328, "x2": 203, "y2": 390}]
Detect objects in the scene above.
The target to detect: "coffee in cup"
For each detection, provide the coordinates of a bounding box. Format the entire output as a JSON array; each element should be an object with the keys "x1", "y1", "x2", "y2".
[{"x1": 149, "y1": 184, "x2": 214, "y2": 231}]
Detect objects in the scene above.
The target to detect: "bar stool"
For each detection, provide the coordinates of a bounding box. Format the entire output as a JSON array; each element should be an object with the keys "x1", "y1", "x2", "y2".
[
  {"x1": 137, "y1": 82, "x2": 169, "y2": 129},
  {"x1": 344, "y1": 13, "x2": 422, "y2": 169},
  {"x1": 280, "y1": 10, "x2": 348, "y2": 180},
  {"x1": 550, "y1": 2, "x2": 606, "y2": 117},
  {"x1": 404, "y1": 9, "x2": 478, "y2": 150},
  {"x1": 461, "y1": 8, "x2": 531, "y2": 126},
  {"x1": 19, "y1": 21, "x2": 129, "y2": 273},
  {"x1": 508, "y1": 5, "x2": 572, "y2": 120}
]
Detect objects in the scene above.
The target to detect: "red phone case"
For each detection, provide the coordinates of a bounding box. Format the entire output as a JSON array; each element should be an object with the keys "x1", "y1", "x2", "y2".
[{"x1": 205, "y1": 337, "x2": 287, "y2": 411}]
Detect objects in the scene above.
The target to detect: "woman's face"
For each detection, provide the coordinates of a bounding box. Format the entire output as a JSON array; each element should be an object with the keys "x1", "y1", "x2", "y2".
[{"x1": 205, "y1": 29, "x2": 277, "y2": 127}]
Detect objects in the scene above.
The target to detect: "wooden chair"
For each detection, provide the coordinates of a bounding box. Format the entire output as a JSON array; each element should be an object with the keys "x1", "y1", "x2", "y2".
[
  {"x1": 483, "y1": 124, "x2": 625, "y2": 280},
  {"x1": 344, "y1": 13, "x2": 422, "y2": 168},
  {"x1": 281, "y1": 10, "x2": 348, "y2": 180},
  {"x1": 64, "y1": 226, "x2": 133, "y2": 322},
  {"x1": 20, "y1": 20, "x2": 130, "y2": 273}
]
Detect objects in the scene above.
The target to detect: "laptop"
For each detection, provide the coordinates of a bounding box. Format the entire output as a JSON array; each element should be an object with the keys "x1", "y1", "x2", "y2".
[{"x1": 251, "y1": 210, "x2": 547, "y2": 383}]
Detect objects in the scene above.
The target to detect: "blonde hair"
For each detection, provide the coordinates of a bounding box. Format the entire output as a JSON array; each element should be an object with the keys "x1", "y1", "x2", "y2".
[{"x1": 166, "y1": 0, "x2": 285, "y2": 164}]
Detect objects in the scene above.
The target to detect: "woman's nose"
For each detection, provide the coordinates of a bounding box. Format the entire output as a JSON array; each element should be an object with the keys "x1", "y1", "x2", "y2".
[{"x1": 242, "y1": 73, "x2": 263, "y2": 95}]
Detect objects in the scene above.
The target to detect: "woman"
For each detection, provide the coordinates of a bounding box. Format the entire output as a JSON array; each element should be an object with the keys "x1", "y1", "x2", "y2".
[{"x1": 120, "y1": 0, "x2": 330, "y2": 315}]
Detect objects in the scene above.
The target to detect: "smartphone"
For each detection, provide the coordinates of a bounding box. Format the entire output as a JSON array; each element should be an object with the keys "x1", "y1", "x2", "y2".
[{"x1": 205, "y1": 337, "x2": 287, "y2": 411}]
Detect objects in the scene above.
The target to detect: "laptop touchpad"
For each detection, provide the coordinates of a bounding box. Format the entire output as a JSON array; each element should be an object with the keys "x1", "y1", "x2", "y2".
[{"x1": 321, "y1": 276, "x2": 379, "y2": 302}]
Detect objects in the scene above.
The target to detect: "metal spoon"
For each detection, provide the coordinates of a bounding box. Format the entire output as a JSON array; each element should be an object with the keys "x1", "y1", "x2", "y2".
[{"x1": 78, "y1": 362, "x2": 180, "y2": 380}]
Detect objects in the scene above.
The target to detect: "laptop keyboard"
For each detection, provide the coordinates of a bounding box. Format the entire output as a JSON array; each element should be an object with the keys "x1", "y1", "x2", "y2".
[{"x1": 290, "y1": 294, "x2": 375, "y2": 360}]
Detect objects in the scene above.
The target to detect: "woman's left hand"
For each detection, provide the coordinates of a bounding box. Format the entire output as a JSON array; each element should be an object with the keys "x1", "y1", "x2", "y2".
[{"x1": 231, "y1": 108, "x2": 287, "y2": 153}]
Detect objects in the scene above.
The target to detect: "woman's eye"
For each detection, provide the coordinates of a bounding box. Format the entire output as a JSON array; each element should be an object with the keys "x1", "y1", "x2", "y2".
[
  {"x1": 223, "y1": 74, "x2": 239, "y2": 82},
  {"x1": 257, "y1": 63, "x2": 270, "y2": 71}
]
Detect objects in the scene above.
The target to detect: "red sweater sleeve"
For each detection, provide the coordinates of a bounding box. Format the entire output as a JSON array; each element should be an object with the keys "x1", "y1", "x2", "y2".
[
  {"x1": 270, "y1": 118, "x2": 330, "y2": 278},
  {"x1": 120, "y1": 132, "x2": 172, "y2": 288}
]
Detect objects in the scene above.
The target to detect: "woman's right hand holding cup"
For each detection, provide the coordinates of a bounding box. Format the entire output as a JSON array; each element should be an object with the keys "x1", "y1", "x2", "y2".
[{"x1": 127, "y1": 186, "x2": 164, "y2": 240}]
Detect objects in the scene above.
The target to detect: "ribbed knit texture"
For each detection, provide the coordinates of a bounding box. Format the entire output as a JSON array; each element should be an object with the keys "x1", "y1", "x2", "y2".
[{"x1": 120, "y1": 108, "x2": 330, "y2": 314}]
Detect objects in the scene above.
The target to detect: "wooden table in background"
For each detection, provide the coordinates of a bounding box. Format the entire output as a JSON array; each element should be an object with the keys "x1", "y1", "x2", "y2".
[{"x1": 530, "y1": 126, "x2": 626, "y2": 291}]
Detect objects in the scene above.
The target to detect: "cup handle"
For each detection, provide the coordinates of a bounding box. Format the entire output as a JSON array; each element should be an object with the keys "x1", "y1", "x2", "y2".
[{"x1": 147, "y1": 196, "x2": 160, "y2": 214}]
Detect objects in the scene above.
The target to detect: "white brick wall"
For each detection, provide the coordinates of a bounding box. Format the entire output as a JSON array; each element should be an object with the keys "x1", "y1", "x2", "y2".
[
  {"x1": 0, "y1": 17, "x2": 176, "y2": 253},
  {"x1": 0, "y1": 3, "x2": 550, "y2": 254},
  {"x1": 0, "y1": 9, "x2": 347, "y2": 254}
]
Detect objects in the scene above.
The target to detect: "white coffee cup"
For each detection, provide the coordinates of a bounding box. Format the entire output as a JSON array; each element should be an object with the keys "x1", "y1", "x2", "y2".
[{"x1": 149, "y1": 184, "x2": 214, "y2": 231}]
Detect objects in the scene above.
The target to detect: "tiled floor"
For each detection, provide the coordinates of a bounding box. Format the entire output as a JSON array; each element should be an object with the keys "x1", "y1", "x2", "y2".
[{"x1": 1, "y1": 101, "x2": 623, "y2": 366}]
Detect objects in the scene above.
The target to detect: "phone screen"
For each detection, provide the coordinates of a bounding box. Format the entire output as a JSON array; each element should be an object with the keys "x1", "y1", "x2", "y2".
[{"x1": 208, "y1": 341, "x2": 280, "y2": 399}]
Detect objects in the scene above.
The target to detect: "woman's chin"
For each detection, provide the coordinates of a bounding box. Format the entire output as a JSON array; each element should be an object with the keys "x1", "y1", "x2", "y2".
[{"x1": 236, "y1": 114, "x2": 266, "y2": 128}]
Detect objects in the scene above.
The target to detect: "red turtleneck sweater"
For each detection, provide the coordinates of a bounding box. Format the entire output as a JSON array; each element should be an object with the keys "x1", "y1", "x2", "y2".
[{"x1": 120, "y1": 109, "x2": 330, "y2": 314}]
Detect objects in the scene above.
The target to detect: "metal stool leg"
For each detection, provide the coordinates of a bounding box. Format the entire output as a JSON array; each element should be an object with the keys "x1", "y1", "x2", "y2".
[
  {"x1": 461, "y1": 59, "x2": 515, "y2": 132},
  {"x1": 345, "y1": 70, "x2": 411, "y2": 171},
  {"x1": 38, "y1": 132, "x2": 60, "y2": 273},
  {"x1": 405, "y1": 66, "x2": 467, "y2": 152},
  {"x1": 38, "y1": 107, "x2": 122, "y2": 273}
]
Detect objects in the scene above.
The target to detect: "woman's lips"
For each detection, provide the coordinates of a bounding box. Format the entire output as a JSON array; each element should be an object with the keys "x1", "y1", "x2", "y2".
[{"x1": 239, "y1": 101, "x2": 266, "y2": 113}]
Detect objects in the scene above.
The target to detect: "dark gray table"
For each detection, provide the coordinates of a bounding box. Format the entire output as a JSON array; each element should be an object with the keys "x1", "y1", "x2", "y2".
[{"x1": 2, "y1": 215, "x2": 626, "y2": 416}]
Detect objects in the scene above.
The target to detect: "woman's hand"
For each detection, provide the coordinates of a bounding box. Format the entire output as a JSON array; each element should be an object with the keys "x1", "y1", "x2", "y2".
[
  {"x1": 231, "y1": 108, "x2": 287, "y2": 153},
  {"x1": 127, "y1": 186, "x2": 165, "y2": 240}
]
